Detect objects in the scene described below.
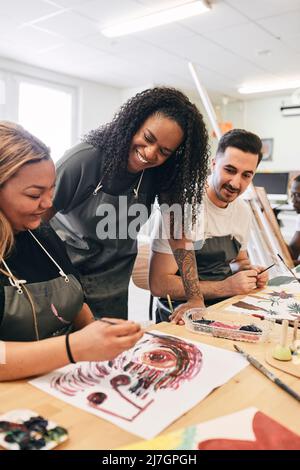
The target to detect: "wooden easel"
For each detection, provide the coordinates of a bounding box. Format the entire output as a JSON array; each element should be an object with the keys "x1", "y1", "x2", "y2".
[{"x1": 255, "y1": 186, "x2": 294, "y2": 268}]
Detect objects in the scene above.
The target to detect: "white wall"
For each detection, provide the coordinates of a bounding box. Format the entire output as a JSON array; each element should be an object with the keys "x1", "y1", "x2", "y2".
[
  {"x1": 0, "y1": 56, "x2": 122, "y2": 141},
  {"x1": 79, "y1": 80, "x2": 122, "y2": 136},
  {"x1": 120, "y1": 85, "x2": 154, "y2": 105},
  {"x1": 226, "y1": 94, "x2": 300, "y2": 171},
  {"x1": 184, "y1": 90, "x2": 219, "y2": 160}
]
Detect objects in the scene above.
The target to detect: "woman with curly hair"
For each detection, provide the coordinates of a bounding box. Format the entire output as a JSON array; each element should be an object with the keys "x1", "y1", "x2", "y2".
[{"x1": 48, "y1": 87, "x2": 210, "y2": 320}]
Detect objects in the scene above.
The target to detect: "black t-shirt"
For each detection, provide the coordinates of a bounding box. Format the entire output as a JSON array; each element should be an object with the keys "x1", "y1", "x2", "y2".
[
  {"x1": 0, "y1": 224, "x2": 80, "y2": 324},
  {"x1": 53, "y1": 142, "x2": 156, "y2": 215}
]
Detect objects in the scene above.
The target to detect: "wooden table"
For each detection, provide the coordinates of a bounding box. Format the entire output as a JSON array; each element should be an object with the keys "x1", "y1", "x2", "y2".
[{"x1": 1, "y1": 296, "x2": 300, "y2": 450}]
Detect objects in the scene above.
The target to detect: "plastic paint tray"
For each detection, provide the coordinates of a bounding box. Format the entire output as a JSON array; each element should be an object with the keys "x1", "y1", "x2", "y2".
[{"x1": 184, "y1": 309, "x2": 269, "y2": 343}]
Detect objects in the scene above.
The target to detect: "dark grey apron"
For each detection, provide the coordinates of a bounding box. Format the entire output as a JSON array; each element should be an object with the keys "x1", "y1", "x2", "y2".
[
  {"x1": 51, "y1": 177, "x2": 151, "y2": 319},
  {"x1": 0, "y1": 232, "x2": 84, "y2": 342},
  {"x1": 194, "y1": 235, "x2": 241, "y2": 281},
  {"x1": 157, "y1": 235, "x2": 241, "y2": 322},
  {"x1": 0, "y1": 275, "x2": 83, "y2": 341}
]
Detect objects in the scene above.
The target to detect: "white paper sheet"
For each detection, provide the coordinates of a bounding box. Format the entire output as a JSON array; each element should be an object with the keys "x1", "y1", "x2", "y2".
[
  {"x1": 30, "y1": 331, "x2": 247, "y2": 439},
  {"x1": 226, "y1": 286, "x2": 300, "y2": 320}
]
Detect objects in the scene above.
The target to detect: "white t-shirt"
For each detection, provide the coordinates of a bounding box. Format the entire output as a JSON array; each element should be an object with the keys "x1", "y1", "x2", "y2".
[{"x1": 151, "y1": 192, "x2": 252, "y2": 254}]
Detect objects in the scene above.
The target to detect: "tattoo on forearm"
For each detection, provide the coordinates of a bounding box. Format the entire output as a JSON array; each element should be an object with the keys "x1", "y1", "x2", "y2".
[{"x1": 173, "y1": 248, "x2": 203, "y2": 299}]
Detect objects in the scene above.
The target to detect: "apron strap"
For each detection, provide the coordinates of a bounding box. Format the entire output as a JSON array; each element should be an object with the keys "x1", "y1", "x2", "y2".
[
  {"x1": 0, "y1": 258, "x2": 26, "y2": 294},
  {"x1": 28, "y1": 230, "x2": 70, "y2": 283},
  {"x1": 1, "y1": 230, "x2": 70, "y2": 295},
  {"x1": 133, "y1": 170, "x2": 144, "y2": 199},
  {"x1": 93, "y1": 167, "x2": 145, "y2": 199}
]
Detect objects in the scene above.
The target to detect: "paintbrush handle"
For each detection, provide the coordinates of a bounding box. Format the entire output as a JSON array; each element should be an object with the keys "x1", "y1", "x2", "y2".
[
  {"x1": 234, "y1": 345, "x2": 300, "y2": 402},
  {"x1": 167, "y1": 294, "x2": 174, "y2": 313},
  {"x1": 274, "y1": 378, "x2": 300, "y2": 402},
  {"x1": 293, "y1": 320, "x2": 299, "y2": 342},
  {"x1": 99, "y1": 319, "x2": 158, "y2": 337},
  {"x1": 258, "y1": 263, "x2": 275, "y2": 275},
  {"x1": 281, "y1": 319, "x2": 289, "y2": 347}
]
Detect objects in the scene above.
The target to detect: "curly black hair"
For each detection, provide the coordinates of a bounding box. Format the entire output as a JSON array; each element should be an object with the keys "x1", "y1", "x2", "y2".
[{"x1": 83, "y1": 87, "x2": 210, "y2": 221}]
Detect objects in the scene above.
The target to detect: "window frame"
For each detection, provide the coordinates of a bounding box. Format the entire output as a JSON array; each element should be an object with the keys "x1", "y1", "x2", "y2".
[{"x1": 0, "y1": 69, "x2": 78, "y2": 147}]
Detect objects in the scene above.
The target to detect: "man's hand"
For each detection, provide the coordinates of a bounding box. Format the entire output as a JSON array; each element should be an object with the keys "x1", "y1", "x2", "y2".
[
  {"x1": 169, "y1": 298, "x2": 206, "y2": 325},
  {"x1": 224, "y1": 270, "x2": 258, "y2": 296},
  {"x1": 253, "y1": 265, "x2": 269, "y2": 289}
]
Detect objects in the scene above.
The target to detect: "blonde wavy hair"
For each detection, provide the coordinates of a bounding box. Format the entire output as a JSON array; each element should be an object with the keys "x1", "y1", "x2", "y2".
[{"x1": 0, "y1": 121, "x2": 50, "y2": 261}]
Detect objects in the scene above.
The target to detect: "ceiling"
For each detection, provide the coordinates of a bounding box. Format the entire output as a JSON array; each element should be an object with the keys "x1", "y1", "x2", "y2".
[{"x1": 0, "y1": 0, "x2": 300, "y2": 101}]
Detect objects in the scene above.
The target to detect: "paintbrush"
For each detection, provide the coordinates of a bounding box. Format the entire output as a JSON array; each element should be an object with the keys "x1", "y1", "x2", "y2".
[
  {"x1": 258, "y1": 263, "x2": 276, "y2": 275},
  {"x1": 277, "y1": 253, "x2": 300, "y2": 284},
  {"x1": 293, "y1": 319, "x2": 299, "y2": 342},
  {"x1": 234, "y1": 344, "x2": 300, "y2": 402},
  {"x1": 251, "y1": 313, "x2": 282, "y2": 325},
  {"x1": 291, "y1": 319, "x2": 299, "y2": 353},
  {"x1": 99, "y1": 318, "x2": 159, "y2": 337},
  {"x1": 167, "y1": 294, "x2": 174, "y2": 313}
]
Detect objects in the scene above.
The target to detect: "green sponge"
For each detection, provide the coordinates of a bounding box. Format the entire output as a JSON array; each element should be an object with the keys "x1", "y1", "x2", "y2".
[{"x1": 272, "y1": 344, "x2": 292, "y2": 361}]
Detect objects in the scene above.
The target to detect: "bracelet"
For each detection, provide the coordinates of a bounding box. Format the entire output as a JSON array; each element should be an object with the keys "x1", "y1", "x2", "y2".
[{"x1": 65, "y1": 332, "x2": 76, "y2": 364}]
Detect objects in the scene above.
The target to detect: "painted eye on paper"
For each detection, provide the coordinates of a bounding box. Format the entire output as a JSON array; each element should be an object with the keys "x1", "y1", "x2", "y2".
[{"x1": 141, "y1": 348, "x2": 178, "y2": 369}]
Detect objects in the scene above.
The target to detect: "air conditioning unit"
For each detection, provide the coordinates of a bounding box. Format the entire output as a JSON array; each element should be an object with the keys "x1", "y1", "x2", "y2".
[{"x1": 280, "y1": 105, "x2": 300, "y2": 116}]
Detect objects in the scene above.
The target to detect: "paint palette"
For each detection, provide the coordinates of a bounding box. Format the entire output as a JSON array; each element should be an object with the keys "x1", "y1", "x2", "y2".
[
  {"x1": 184, "y1": 310, "x2": 269, "y2": 343},
  {"x1": 0, "y1": 409, "x2": 68, "y2": 450}
]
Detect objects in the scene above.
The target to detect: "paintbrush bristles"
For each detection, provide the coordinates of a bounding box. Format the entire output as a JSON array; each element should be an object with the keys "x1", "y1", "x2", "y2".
[{"x1": 277, "y1": 253, "x2": 300, "y2": 284}]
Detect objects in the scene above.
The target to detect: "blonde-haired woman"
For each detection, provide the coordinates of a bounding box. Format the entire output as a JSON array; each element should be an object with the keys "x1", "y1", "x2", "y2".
[{"x1": 0, "y1": 121, "x2": 143, "y2": 381}]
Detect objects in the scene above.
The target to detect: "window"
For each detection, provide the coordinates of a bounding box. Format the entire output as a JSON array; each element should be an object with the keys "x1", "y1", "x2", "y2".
[
  {"x1": 18, "y1": 80, "x2": 74, "y2": 162},
  {"x1": 0, "y1": 76, "x2": 6, "y2": 120},
  {"x1": 0, "y1": 70, "x2": 78, "y2": 162}
]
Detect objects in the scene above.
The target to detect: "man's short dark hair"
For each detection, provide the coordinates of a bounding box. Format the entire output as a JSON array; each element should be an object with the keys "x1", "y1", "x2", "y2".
[{"x1": 216, "y1": 129, "x2": 263, "y2": 164}]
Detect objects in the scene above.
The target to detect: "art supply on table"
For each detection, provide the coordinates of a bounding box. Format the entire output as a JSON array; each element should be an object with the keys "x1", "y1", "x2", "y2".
[
  {"x1": 258, "y1": 263, "x2": 276, "y2": 275},
  {"x1": 251, "y1": 313, "x2": 281, "y2": 325},
  {"x1": 99, "y1": 318, "x2": 158, "y2": 337},
  {"x1": 167, "y1": 294, "x2": 174, "y2": 313},
  {"x1": 277, "y1": 253, "x2": 300, "y2": 284},
  {"x1": 272, "y1": 319, "x2": 292, "y2": 361},
  {"x1": 290, "y1": 319, "x2": 299, "y2": 353},
  {"x1": 289, "y1": 319, "x2": 300, "y2": 365},
  {"x1": 0, "y1": 409, "x2": 68, "y2": 450},
  {"x1": 184, "y1": 309, "x2": 270, "y2": 343},
  {"x1": 266, "y1": 348, "x2": 300, "y2": 378},
  {"x1": 226, "y1": 287, "x2": 300, "y2": 321},
  {"x1": 234, "y1": 345, "x2": 300, "y2": 403}
]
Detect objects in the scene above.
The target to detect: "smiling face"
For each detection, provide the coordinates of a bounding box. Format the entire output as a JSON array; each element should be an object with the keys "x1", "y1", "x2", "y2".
[
  {"x1": 208, "y1": 146, "x2": 259, "y2": 208},
  {"x1": 0, "y1": 159, "x2": 55, "y2": 232},
  {"x1": 127, "y1": 113, "x2": 184, "y2": 173}
]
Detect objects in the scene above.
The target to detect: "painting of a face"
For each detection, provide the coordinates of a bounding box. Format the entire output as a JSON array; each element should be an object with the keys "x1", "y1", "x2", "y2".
[
  {"x1": 52, "y1": 334, "x2": 202, "y2": 393},
  {"x1": 112, "y1": 334, "x2": 202, "y2": 395},
  {"x1": 51, "y1": 334, "x2": 202, "y2": 422},
  {"x1": 32, "y1": 331, "x2": 247, "y2": 439}
]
